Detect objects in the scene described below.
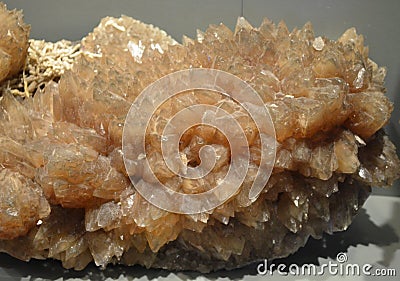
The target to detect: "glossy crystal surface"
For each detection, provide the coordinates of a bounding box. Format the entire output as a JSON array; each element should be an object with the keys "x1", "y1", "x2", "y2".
[
  {"x1": 0, "y1": 3, "x2": 29, "y2": 83},
  {"x1": 0, "y1": 13, "x2": 399, "y2": 272}
]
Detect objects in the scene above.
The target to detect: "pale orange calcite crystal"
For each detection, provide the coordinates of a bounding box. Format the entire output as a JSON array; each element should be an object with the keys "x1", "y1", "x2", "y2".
[
  {"x1": 0, "y1": 12, "x2": 399, "y2": 272},
  {"x1": 0, "y1": 3, "x2": 30, "y2": 82}
]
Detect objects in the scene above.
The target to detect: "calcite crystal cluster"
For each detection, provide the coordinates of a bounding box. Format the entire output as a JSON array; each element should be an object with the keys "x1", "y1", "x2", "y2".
[
  {"x1": 0, "y1": 5, "x2": 399, "y2": 272},
  {"x1": 0, "y1": 3, "x2": 30, "y2": 83}
]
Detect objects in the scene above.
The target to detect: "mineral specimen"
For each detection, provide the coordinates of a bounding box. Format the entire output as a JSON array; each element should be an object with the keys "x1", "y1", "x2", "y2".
[
  {"x1": 0, "y1": 38, "x2": 81, "y2": 98},
  {"x1": 0, "y1": 3, "x2": 30, "y2": 83},
  {"x1": 0, "y1": 10, "x2": 399, "y2": 273}
]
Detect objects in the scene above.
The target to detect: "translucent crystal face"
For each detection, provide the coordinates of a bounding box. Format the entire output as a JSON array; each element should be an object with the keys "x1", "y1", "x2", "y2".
[
  {"x1": 0, "y1": 12, "x2": 399, "y2": 272},
  {"x1": 0, "y1": 3, "x2": 30, "y2": 83},
  {"x1": 122, "y1": 68, "x2": 276, "y2": 214},
  {"x1": 145, "y1": 90, "x2": 234, "y2": 184}
]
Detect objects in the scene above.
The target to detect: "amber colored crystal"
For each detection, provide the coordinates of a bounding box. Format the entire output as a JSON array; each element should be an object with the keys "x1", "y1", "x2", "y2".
[
  {"x1": 0, "y1": 15, "x2": 399, "y2": 272},
  {"x1": 0, "y1": 3, "x2": 30, "y2": 82},
  {"x1": 0, "y1": 169, "x2": 50, "y2": 239}
]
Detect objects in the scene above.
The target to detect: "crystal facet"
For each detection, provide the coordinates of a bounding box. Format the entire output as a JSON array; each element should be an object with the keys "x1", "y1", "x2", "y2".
[
  {"x1": 0, "y1": 9, "x2": 399, "y2": 273},
  {"x1": 0, "y1": 3, "x2": 30, "y2": 83}
]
